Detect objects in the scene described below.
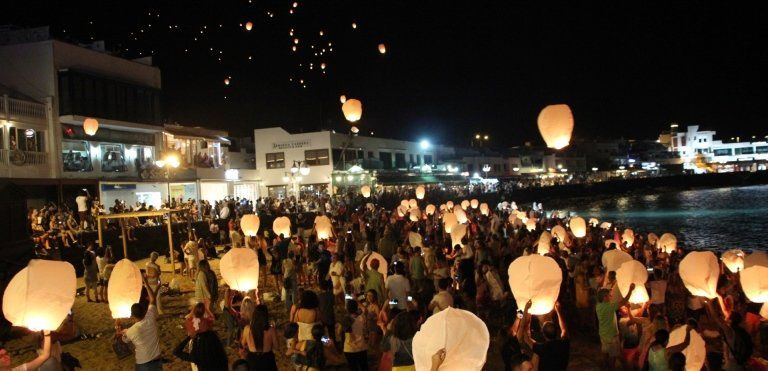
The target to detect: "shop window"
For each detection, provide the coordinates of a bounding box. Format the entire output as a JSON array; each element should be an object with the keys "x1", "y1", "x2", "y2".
[
  {"x1": 713, "y1": 148, "x2": 732, "y2": 157},
  {"x1": 266, "y1": 152, "x2": 285, "y2": 169},
  {"x1": 101, "y1": 144, "x2": 127, "y2": 172},
  {"x1": 305, "y1": 149, "x2": 330, "y2": 166},
  {"x1": 395, "y1": 153, "x2": 406, "y2": 168},
  {"x1": 735, "y1": 147, "x2": 754, "y2": 155},
  {"x1": 424, "y1": 155, "x2": 433, "y2": 164},
  {"x1": 62, "y1": 140, "x2": 93, "y2": 172},
  {"x1": 756, "y1": 146, "x2": 768, "y2": 154},
  {"x1": 379, "y1": 152, "x2": 392, "y2": 169}
]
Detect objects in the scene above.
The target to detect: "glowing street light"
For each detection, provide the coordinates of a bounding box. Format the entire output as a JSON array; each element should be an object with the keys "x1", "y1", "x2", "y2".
[{"x1": 419, "y1": 139, "x2": 431, "y2": 150}]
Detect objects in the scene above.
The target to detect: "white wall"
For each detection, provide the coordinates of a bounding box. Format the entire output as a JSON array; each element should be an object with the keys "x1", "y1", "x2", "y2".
[{"x1": 254, "y1": 128, "x2": 333, "y2": 193}]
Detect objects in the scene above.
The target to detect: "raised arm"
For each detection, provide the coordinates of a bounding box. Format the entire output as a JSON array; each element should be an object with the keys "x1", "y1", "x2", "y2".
[
  {"x1": 22, "y1": 330, "x2": 51, "y2": 370},
  {"x1": 618, "y1": 283, "x2": 636, "y2": 307},
  {"x1": 517, "y1": 300, "x2": 534, "y2": 354},
  {"x1": 666, "y1": 326, "x2": 693, "y2": 357},
  {"x1": 554, "y1": 301, "x2": 568, "y2": 339},
  {"x1": 142, "y1": 274, "x2": 156, "y2": 305}
]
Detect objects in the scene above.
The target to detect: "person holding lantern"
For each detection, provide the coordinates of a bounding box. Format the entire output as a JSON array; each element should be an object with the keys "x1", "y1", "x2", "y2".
[
  {"x1": 118, "y1": 273, "x2": 161, "y2": 371},
  {"x1": 596, "y1": 283, "x2": 636, "y2": 370},
  {"x1": 0, "y1": 330, "x2": 52, "y2": 371}
]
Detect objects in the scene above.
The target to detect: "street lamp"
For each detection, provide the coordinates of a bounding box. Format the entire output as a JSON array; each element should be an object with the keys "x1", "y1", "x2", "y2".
[{"x1": 482, "y1": 164, "x2": 491, "y2": 178}]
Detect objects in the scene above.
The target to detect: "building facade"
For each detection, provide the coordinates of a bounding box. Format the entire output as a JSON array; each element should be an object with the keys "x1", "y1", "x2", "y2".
[{"x1": 663, "y1": 124, "x2": 768, "y2": 173}]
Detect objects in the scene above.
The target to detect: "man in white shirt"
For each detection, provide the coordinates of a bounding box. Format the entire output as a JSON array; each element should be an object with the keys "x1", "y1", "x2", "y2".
[
  {"x1": 428, "y1": 278, "x2": 454, "y2": 314},
  {"x1": 120, "y1": 275, "x2": 161, "y2": 370},
  {"x1": 75, "y1": 191, "x2": 89, "y2": 229},
  {"x1": 385, "y1": 262, "x2": 410, "y2": 310}
]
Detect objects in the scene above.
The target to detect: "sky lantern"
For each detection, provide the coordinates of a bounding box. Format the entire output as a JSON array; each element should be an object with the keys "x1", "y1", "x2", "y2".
[
  {"x1": 412, "y1": 307, "x2": 489, "y2": 371},
  {"x1": 3, "y1": 260, "x2": 75, "y2": 330},
  {"x1": 537, "y1": 231, "x2": 552, "y2": 255},
  {"x1": 616, "y1": 260, "x2": 650, "y2": 304},
  {"x1": 588, "y1": 217, "x2": 599, "y2": 227},
  {"x1": 667, "y1": 325, "x2": 706, "y2": 371},
  {"x1": 245, "y1": 21, "x2": 253, "y2": 31},
  {"x1": 415, "y1": 185, "x2": 426, "y2": 200},
  {"x1": 426, "y1": 204, "x2": 436, "y2": 216},
  {"x1": 293, "y1": 38, "x2": 299, "y2": 44},
  {"x1": 320, "y1": 62, "x2": 326, "y2": 70},
  {"x1": 450, "y1": 223, "x2": 467, "y2": 247},
  {"x1": 508, "y1": 255, "x2": 562, "y2": 315},
  {"x1": 315, "y1": 217, "x2": 333, "y2": 240},
  {"x1": 340, "y1": 95, "x2": 347, "y2": 104},
  {"x1": 378, "y1": 43, "x2": 386, "y2": 54},
  {"x1": 240, "y1": 214, "x2": 260, "y2": 237},
  {"x1": 408, "y1": 199, "x2": 418, "y2": 210},
  {"x1": 741, "y1": 264, "x2": 768, "y2": 303},
  {"x1": 446, "y1": 201, "x2": 454, "y2": 210},
  {"x1": 83, "y1": 117, "x2": 99, "y2": 136},
  {"x1": 602, "y1": 249, "x2": 633, "y2": 273},
  {"x1": 360, "y1": 185, "x2": 371, "y2": 198},
  {"x1": 454, "y1": 207, "x2": 468, "y2": 224},
  {"x1": 525, "y1": 219, "x2": 536, "y2": 232},
  {"x1": 507, "y1": 213, "x2": 517, "y2": 224},
  {"x1": 679, "y1": 251, "x2": 719, "y2": 299},
  {"x1": 622, "y1": 229, "x2": 635, "y2": 247},
  {"x1": 409, "y1": 232, "x2": 423, "y2": 248},
  {"x1": 721, "y1": 249, "x2": 745, "y2": 274},
  {"x1": 647, "y1": 233, "x2": 659, "y2": 246},
  {"x1": 745, "y1": 251, "x2": 768, "y2": 269},
  {"x1": 443, "y1": 213, "x2": 458, "y2": 233},
  {"x1": 470, "y1": 199, "x2": 479, "y2": 209},
  {"x1": 224, "y1": 77, "x2": 231, "y2": 85},
  {"x1": 396, "y1": 205, "x2": 408, "y2": 217},
  {"x1": 604, "y1": 239, "x2": 619, "y2": 249},
  {"x1": 361, "y1": 251, "x2": 388, "y2": 280},
  {"x1": 460, "y1": 200, "x2": 470, "y2": 210},
  {"x1": 569, "y1": 217, "x2": 586, "y2": 238},
  {"x1": 352, "y1": 22, "x2": 357, "y2": 29},
  {"x1": 409, "y1": 208, "x2": 421, "y2": 222},
  {"x1": 537, "y1": 104, "x2": 574, "y2": 149},
  {"x1": 107, "y1": 259, "x2": 143, "y2": 319},
  {"x1": 479, "y1": 203, "x2": 489, "y2": 216},
  {"x1": 551, "y1": 225, "x2": 567, "y2": 242},
  {"x1": 658, "y1": 233, "x2": 677, "y2": 253},
  {"x1": 342, "y1": 98, "x2": 363, "y2": 122},
  {"x1": 272, "y1": 216, "x2": 291, "y2": 238},
  {"x1": 600, "y1": 221, "x2": 612, "y2": 230},
  {"x1": 400, "y1": 199, "x2": 410, "y2": 209},
  {"x1": 220, "y1": 248, "x2": 260, "y2": 292}
]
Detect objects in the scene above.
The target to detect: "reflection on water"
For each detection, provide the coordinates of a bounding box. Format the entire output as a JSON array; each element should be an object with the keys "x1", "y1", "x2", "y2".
[{"x1": 549, "y1": 185, "x2": 768, "y2": 251}]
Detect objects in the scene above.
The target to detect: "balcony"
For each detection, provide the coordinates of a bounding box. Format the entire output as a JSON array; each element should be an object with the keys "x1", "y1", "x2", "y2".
[{"x1": 1, "y1": 95, "x2": 48, "y2": 123}]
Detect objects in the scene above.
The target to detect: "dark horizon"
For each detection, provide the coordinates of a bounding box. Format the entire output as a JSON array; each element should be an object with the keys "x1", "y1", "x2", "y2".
[{"x1": 2, "y1": 1, "x2": 767, "y2": 146}]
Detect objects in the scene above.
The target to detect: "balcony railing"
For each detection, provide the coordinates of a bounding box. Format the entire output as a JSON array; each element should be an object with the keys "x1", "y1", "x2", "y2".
[
  {"x1": 2, "y1": 95, "x2": 48, "y2": 123},
  {"x1": 0, "y1": 149, "x2": 48, "y2": 166}
]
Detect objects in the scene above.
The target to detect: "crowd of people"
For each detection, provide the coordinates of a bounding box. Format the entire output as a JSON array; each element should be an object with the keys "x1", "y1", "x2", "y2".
[{"x1": 8, "y1": 185, "x2": 768, "y2": 371}]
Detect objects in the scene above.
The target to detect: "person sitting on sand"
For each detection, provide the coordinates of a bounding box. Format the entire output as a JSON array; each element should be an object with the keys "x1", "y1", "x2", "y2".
[{"x1": 0, "y1": 330, "x2": 51, "y2": 371}]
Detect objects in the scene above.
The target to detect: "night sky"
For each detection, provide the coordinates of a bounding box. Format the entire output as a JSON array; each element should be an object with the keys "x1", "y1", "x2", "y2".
[{"x1": 3, "y1": 1, "x2": 768, "y2": 146}]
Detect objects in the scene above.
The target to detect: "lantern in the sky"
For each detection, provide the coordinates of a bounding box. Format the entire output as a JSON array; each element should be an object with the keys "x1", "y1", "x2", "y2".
[
  {"x1": 454, "y1": 207, "x2": 468, "y2": 224},
  {"x1": 340, "y1": 95, "x2": 347, "y2": 104},
  {"x1": 537, "y1": 231, "x2": 552, "y2": 255},
  {"x1": 450, "y1": 223, "x2": 467, "y2": 248},
  {"x1": 443, "y1": 213, "x2": 458, "y2": 233},
  {"x1": 245, "y1": 21, "x2": 253, "y2": 31},
  {"x1": 83, "y1": 117, "x2": 99, "y2": 136},
  {"x1": 408, "y1": 199, "x2": 418, "y2": 210},
  {"x1": 220, "y1": 248, "x2": 260, "y2": 292},
  {"x1": 360, "y1": 185, "x2": 371, "y2": 198},
  {"x1": 616, "y1": 260, "x2": 650, "y2": 304},
  {"x1": 508, "y1": 255, "x2": 562, "y2": 315},
  {"x1": 3, "y1": 259, "x2": 76, "y2": 330},
  {"x1": 378, "y1": 43, "x2": 386, "y2": 54},
  {"x1": 361, "y1": 251, "x2": 388, "y2": 280},
  {"x1": 679, "y1": 251, "x2": 719, "y2": 299},
  {"x1": 667, "y1": 325, "x2": 706, "y2": 371},
  {"x1": 479, "y1": 203, "x2": 489, "y2": 216},
  {"x1": 658, "y1": 233, "x2": 677, "y2": 254},
  {"x1": 537, "y1": 104, "x2": 574, "y2": 149},
  {"x1": 412, "y1": 307, "x2": 489, "y2": 371},
  {"x1": 525, "y1": 219, "x2": 536, "y2": 232},
  {"x1": 588, "y1": 217, "x2": 599, "y2": 227},
  {"x1": 425, "y1": 204, "x2": 436, "y2": 216},
  {"x1": 721, "y1": 249, "x2": 745, "y2": 274},
  {"x1": 342, "y1": 99, "x2": 363, "y2": 122},
  {"x1": 409, "y1": 208, "x2": 421, "y2": 222},
  {"x1": 460, "y1": 200, "x2": 470, "y2": 210},
  {"x1": 470, "y1": 199, "x2": 479, "y2": 209},
  {"x1": 415, "y1": 185, "x2": 426, "y2": 200},
  {"x1": 602, "y1": 249, "x2": 633, "y2": 273},
  {"x1": 569, "y1": 217, "x2": 586, "y2": 238},
  {"x1": 108, "y1": 259, "x2": 143, "y2": 319},
  {"x1": 600, "y1": 221, "x2": 612, "y2": 230},
  {"x1": 622, "y1": 229, "x2": 635, "y2": 247},
  {"x1": 273, "y1": 216, "x2": 291, "y2": 238},
  {"x1": 551, "y1": 225, "x2": 567, "y2": 243},
  {"x1": 240, "y1": 214, "x2": 261, "y2": 237}
]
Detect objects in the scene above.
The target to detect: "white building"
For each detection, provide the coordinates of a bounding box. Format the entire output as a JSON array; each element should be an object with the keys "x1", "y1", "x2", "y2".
[
  {"x1": 664, "y1": 124, "x2": 768, "y2": 172},
  {"x1": 253, "y1": 127, "x2": 440, "y2": 197}
]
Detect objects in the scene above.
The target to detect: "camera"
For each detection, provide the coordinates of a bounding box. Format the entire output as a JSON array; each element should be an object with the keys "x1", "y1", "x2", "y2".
[{"x1": 388, "y1": 299, "x2": 398, "y2": 305}]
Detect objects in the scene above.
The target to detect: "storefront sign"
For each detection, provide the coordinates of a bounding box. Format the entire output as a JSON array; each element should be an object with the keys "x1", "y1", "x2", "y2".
[{"x1": 272, "y1": 139, "x2": 311, "y2": 150}]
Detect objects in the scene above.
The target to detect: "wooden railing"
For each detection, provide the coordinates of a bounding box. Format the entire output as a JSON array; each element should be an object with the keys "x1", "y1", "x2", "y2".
[
  {"x1": 0, "y1": 149, "x2": 48, "y2": 166},
  {"x1": 2, "y1": 95, "x2": 47, "y2": 122}
]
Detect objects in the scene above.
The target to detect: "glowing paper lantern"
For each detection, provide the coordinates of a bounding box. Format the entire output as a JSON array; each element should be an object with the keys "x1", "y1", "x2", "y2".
[
  {"x1": 396, "y1": 205, "x2": 408, "y2": 218},
  {"x1": 507, "y1": 255, "x2": 562, "y2": 315},
  {"x1": 667, "y1": 325, "x2": 706, "y2": 371},
  {"x1": 426, "y1": 204, "x2": 436, "y2": 216},
  {"x1": 741, "y1": 264, "x2": 768, "y2": 303},
  {"x1": 360, "y1": 185, "x2": 371, "y2": 198},
  {"x1": 721, "y1": 249, "x2": 745, "y2": 274},
  {"x1": 450, "y1": 223, "x2": 467, "y2": 248},
  {"x1": 569, "y1": 217, "x2": 586, "y2": 238},
  {"x1": 409, "y1": 199, "x2": 418, "y2": 210},
  {"x1": 446, "y1": 201, "x2": 454, "y2": 210},
  {"x1": 602, "y1": 249, "x2": 633, "y2": 273},
  {"x1": 412, "y1": 307, "x2": 489, "y2": 371},
  {"x1": 761, "y1": 303, "x2": 768, "y2": 319},
  {"x1": 622, "y1": 229, "x2": 635, "y2": 247},
  {"x1": 273, "y1": 216, "x2": 291, "y2": 238},
  {"x1": 83, "y1": 118, "x2": 99, "y2": 136},
  {"x1": 240, "y1": 214, "x2": 260, "y2": 237},
  {"x1": 360, "y1": 251, "x2": 388, "y2": 280},
  {"x1": 537, "y1": 104, "x2": 574, "y2": 149},
  {"x1": 409, "y1": 232, "x2": 423, "y2": 248},
  {"x1": 409, "y1": 208, "x2": 421, "y2": 222},
  {"x1": 400, "y1": 199, "x2": 410, "y2": 208},
  {"x1": 600, "y1": 221, "x2": 612, "y2": 230},
  {"x1": 415, "y1": 185, "x2": 426, "y2": 200},
  {"x1": 443, "y1": 213, "x2": 458, "y2": 233},
  {"x1": 378, "y1": 43, "x2": 386, "y2": 54},
  {"x1": 507, "y1": 213, "x2": 517, "y2": 224},
  {"x1": 220, "y1": 248, "x2": 260, "y2": 292},
  {"x1": 588, "y1": 217, "x2": 599, "y2": 227},
  {"x1": 470, "y1": 199, "x2": 479, "y2": 209},
  {"x1": 479, "y1": 203, "x2": 489, "y2": 216},
  {"x1": 224, "y1": 78, "x2": 231, "y2": 86},
  {"x1": 342, "y1": 99, "x2": 363, "y2": 122},
  {"x1": 454, "y1": 208, "x2": 468, "y2": 224},
  {"x1": 245, "y1": 21, "x2": 253, "y2": 31},
  {"x1": 107, "y1": 259, "x2": 143, "y2": 319},
  {"x1": 3, "y1": 260, "x2": 76, "y2": 330},
  {"x1": 551, "y1": 225, "x2": 567, "y2": 242},
  {"x1": 604, "y1": 239, "x2": 619, "y2": 249},
  {"x1": 537, "y1": 231, "x2": 552, "y2": 255},
  {"x1": 679, "y1": 251, "x2": 719, "y2": 299},
  {"x1": 315, "y1": 216, "x2": 333, "y2": 240},
  {"x1": 746, "y1": 251, "x2": 768, "y2": 269},
  {"x1": 525, "y1": 219, "x2": 536, "y2": 232},
  {"x1": 658, "y1": 233, "x2": 677, "y2": 253},
  {"x1": 460, "y1": 200, "x2": 470, "y2": 210},
  {"x1": 616, "y1": 260, "x2": 650, "y2": 304}
]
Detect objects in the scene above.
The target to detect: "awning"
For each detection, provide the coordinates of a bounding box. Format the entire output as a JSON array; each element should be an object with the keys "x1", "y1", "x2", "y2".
[{"x1": 376, "y1": 173, "x2": 468, "y2": 185}]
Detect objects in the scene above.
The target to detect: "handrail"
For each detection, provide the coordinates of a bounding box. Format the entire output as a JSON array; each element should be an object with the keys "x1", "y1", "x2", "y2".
[{"x1": 2, "y1": 95, "x2": 47, "y2": 121}]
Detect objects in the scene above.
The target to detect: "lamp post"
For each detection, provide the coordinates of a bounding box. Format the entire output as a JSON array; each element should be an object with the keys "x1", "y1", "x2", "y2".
[
  {"x1": 285, "y1": 161, "x2": 310, "y2": 197},
  {"x1": 482, "y1": 164, "x2": 491, "y2": 179},
  {"x1": 155, "y1": 152, "x2": 180, "y2": 205}
]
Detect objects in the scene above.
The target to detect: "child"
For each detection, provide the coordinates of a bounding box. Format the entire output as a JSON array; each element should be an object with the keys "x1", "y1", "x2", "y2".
[{"x1": 284, "y1": 322, "x2": 302, "y2": 368}]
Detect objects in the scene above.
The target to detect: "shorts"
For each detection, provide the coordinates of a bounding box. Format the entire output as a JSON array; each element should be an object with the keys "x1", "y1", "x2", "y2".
[
  {"x1": 621, "y1": 346, "x2": 639, "y2": 366},
  {"x1": 600, "y1": 336, "x2": 620, "y2": 358}
]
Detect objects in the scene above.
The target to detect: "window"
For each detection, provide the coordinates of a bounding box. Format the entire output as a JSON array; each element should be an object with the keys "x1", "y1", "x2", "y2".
[
  {"x1": 713, "y1": 148, "x2": 732, "y2": 157},
  {"x1": 305, "y1": 149, "x2": 330, "y2": 166},
  {"x1": 756, "y1": 146, "x2": 768, "y2": 154},
  {"x1": 62, "y1": 140, "x2": 93, "y2": 172},
  {"x1": 379, "y1": 152, "x2": 392, "y2": 169},
  {"x1": 735, "y1": 147, "x2": 754, "y2": 155},
  {"x1": 367, "y1": 151, "x2": 374, "y2": 159},
  {"x1": 100, "y1": 144, "x2": 127, "y2": 172},
  {"x1": 8, "y1": 127, "x2": 44, "y2": 152},
  {"x1": 395, "y1": 153, "x2": 406, "y2": 168},
  {"x1": 266, "y1": 152, "x2": 285, "y2": 169},
  {"x1": 409, "y1": 154, "x2": 415, "y2": 165},
  {"x1": 136, "y1": 146, "x2": 154, "y2": 166},
  {"x1": 493, "y1": 164, "x2": 501, "y2": 172},
  {"x1": 416, "y1": 154, "x2": 421, "y2": 165},
  {"x1": 424, "y1": 155, "x2": 433, "y2": 164}
]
